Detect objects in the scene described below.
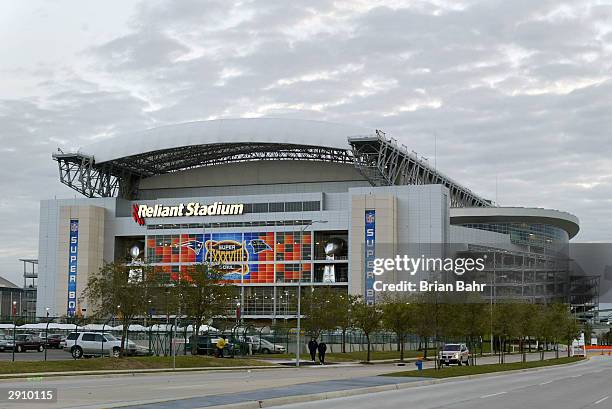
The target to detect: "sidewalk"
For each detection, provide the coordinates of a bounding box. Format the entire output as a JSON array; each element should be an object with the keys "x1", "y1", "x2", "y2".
[
  {"x1": 0, "y1": 365, "x2": 283, "y2": 380},
  {"x1": 0, "y1": 351, "x2": 557, "y2": 380},
  {"x1": 113, "y1": 375, "x2": 428, "y2": 409}
]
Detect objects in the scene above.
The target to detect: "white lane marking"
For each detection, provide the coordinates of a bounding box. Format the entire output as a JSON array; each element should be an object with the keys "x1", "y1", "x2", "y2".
[
  {"x1": 570, "y1": 374, "x2": 582, "y2": 378},
  {"x1": 539, "y1": 380, "x2": 553, "y2": 385},
  {"x1": 480, "y1": 392, "x2": 507, "y2": 399},
  {"x1": 594, "y1": 396, "x2": 609, "y2": 405}
]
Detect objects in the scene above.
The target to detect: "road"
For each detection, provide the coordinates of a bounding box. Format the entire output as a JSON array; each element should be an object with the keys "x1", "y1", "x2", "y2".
[
  {"x1": 277, "y1": 356, "x2": 612, "y2": 409},
  {"x1": 0, "y1": 349, "x2": 68, "y2": 361},
  {"x1": 0, "y1": 351, "x2": 569, "y2": 408}
]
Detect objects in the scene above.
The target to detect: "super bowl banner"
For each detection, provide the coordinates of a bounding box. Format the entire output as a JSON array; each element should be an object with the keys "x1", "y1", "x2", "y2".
[
  {"x1": 175, "y1": 232, "x2": 275, "y2": 280},
  {"x1": 365, "y1": 210, "x2": 376, "y2": 305},
  {"x1": 67, "y1": 219, "x2": 79, "y2": 316}
]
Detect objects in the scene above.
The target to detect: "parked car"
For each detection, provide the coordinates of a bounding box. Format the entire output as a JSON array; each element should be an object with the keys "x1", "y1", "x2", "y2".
[
  {"x1": 243, "y1": 336, "x2": 286, "y2": 354},
  {"x1": 188, "y1": 335, "x2": 235, "y2": 355},
  {"x1": 63, "y1": 332, "x2": 137, "y2": 358},
  {"x1": 0, "y1": 334, "x2": 11, "y2": 352},
  {"x1": 44, "y1": 334, "x2": 65, "y2": 349},
  {"x1": 439, "y1": 343, "x2": 470, "y2": 366},
  {"x1": 10, "y1": 334, "x2": 45, "y2": 353}
]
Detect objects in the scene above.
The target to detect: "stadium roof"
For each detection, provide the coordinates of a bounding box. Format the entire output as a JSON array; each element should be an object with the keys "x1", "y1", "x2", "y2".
[
  {"x1": 79, "y1": 118, "x2": 369, "y2": 164},
  {"x1": 52, "y1": 118, "x2": 491, "y2": 207}
]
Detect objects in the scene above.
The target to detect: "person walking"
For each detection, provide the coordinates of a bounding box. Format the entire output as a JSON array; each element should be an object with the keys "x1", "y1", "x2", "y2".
[
  {"x1": 216, "y1": 335, "x2": 227, "y2": 358},
  {"x1": 317, "y1": 341, "x2": 327, "y2": 365},
  {"x1": 308, "y1": 338, "x2": 318, "y2": 363}
]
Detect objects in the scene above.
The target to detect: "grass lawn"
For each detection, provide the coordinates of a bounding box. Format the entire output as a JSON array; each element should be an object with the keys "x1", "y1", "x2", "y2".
[
  {"x1": 382, "y1": 356, "x2": 584, "y2": 378},
  {"x1": 0, "y1": 355, "x2": 273, "y2": 375},
  {"x1": 252, "y1": 349, "x2": 438, "y2": 362}
]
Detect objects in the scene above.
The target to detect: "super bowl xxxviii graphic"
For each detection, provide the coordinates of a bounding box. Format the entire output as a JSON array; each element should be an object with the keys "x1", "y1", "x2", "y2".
[{"x1": 177, "y1": 232, "x2": 274, "y2": 280}]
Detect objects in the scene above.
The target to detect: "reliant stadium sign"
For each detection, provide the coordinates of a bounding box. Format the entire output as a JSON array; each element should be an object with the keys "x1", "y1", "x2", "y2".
[{"x1": 132, "y1": 202, "x2": 244, "y2": 225}]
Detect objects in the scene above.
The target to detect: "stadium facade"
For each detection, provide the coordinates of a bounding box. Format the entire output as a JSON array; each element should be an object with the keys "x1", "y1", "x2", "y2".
[{"x1": 36, "y1": 118, "x2": 586, "y2": 319}]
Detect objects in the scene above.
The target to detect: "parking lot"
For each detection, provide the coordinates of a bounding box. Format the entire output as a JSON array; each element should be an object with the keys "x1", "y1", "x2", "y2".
[{"x1": 0, "y1": 347, "x2": 70, "y2": 361}]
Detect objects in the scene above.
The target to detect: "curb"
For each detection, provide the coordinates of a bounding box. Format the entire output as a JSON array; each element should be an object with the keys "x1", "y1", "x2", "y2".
[
  {"x1": 0, "y1": 365, "x2": 283, "y2": 381},
  {"x1": 199, "y1": 358, "x2": 588, "y2": 409}
]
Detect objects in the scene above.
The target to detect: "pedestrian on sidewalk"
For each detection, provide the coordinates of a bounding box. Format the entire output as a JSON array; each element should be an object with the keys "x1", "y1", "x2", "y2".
[
  {"x1": 216, "y1": 335, "x2": 227, "y2": 358},
  {"x1": 308, "y1": 338, "x2": 318, "y2": 363},
  {"x1": 318, "y1": 341, "x2": 327, "y2": 365}
]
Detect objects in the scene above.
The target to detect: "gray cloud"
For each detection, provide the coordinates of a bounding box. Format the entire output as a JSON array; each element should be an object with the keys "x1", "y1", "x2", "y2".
[{"x1": 1, "y1": 0, "x2": 612, "y2": 283}]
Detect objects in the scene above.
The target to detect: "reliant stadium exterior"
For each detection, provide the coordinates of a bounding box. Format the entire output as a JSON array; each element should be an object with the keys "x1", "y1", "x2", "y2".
[{"x1": 37, "y1": 118, "x2": 591, "y2": 319}]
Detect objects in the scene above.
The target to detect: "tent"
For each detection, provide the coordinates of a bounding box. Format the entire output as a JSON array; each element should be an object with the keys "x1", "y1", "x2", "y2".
[
  {"x1": 18, "y1": 323, "x2": 81, "y2": 331},
  {"x1": 80, "y1": 324, "x2": 113, "y2": 331},
  {"x1": 181, "y1": 324, "x2": 217, "y2": 333},
  {"x1": 108, "y1": 324, "x2": 148, "y2": 332}
]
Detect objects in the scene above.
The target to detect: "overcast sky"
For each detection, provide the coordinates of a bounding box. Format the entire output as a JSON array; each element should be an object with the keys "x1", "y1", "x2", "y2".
[{"x1": 1, "y1": 0, "x2": 611, "y2": 284}]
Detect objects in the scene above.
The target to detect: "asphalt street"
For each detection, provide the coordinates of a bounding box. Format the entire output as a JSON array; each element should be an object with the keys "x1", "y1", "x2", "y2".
[
  {"x1": 277, "y1": 356, "x2": 612, "y2": 409},
  {"x1": 0, "y1": 349, "x2": 68, "y2": 362},
  {"x1": 0, "y1": 351, "x2": 567, "y2": 409}
]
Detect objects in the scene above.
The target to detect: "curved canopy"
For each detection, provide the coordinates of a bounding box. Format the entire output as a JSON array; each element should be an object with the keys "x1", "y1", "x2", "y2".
[{"x1": 450, "y1": 207, "x2": 580, "y2": 238}]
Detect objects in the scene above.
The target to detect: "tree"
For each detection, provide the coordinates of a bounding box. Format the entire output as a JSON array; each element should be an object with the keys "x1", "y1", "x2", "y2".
[
  {"x1": 459, "y1": 299, "x2": 489, "y2": 365},
  {"x1": 557, "y1": 305, "x2": 580, "y2": 357},
  {"x1": 546, "y1": 303, "x2": 570, "y2": 358},
  {"x1": 175, "y1": 264, "x2": 237, "y2": 355},
  {"x1": 301, "y1": 286, "x2": 338, "y2": 340},
  {"x1": 83, "y1": 262, "x2": 154, "y2": 356},
  {"x1": 412, "y1": 299, "x2": 435, "y2": 359},
  {"x1": 333, "y1": 293, "x2": 358, "y2": 353},
  {"x1": 492, "y1": 302, "x2": 520, "y2": 363},
  {"x1": 516, "y1": 303, "x2": 538, "y2": 362},
  {"x1": 352, "y1": 299, "x2": 383, "y2": 363},
  {"x1": 534, "y1": 304, "x2": 553, "y2": 360},
  {"x1": 381, "y1": 295, "x2": 414, "y2": 361},
  {"x1": 602, "y1": 328, "x2": 612, "y2": 346},
  {"x1": 414, "y1": 291, "x2": 446, "y2": 367},
  {"x1": 583, "y1": 322, "x2": 593, "y2": 346}
]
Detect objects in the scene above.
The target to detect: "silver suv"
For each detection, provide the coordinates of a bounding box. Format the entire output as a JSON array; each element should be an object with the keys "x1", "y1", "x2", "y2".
[
  {"x1": 439, "y1": 343, "x2": 470, "y2": 366},
  {"x1": 243, "y1": 336, "x2": 286, "y2": 354},
  {"x1": 63, "y1": 332, "x2": 136, "y2": 358}
]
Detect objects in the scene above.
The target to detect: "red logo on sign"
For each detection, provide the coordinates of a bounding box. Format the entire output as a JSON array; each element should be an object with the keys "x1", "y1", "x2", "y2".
[{"x1": 132, "y1": 204, "x2": 145, "y2": 225}]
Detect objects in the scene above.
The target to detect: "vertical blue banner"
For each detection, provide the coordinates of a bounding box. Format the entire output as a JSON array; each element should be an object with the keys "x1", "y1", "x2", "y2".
[
  {"x1": 67, "y1": 219, "x2": 79, "y2": 316},
  {"x1": 364, "y1": 210, "x2": 376, "y2": 305}
]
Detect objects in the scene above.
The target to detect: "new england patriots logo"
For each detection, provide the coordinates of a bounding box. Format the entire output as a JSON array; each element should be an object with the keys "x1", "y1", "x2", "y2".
[
  {"x1": 180, "y1": 240, "x2": 204, "y2": 255},
  {"x1": 248, "y1": 239, "x2": 272, "y2": 254}
]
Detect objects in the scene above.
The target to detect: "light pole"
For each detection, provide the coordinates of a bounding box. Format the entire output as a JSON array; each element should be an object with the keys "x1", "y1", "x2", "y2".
[
  {"x1": 173, "y1": 293, "x2": 182, "y2": 370},
  {"x1": 296, "y1": 220, "x2": 327, "y2": 367},
  {"x1": 490, "y1": 272, "x2": 494, "y2": 355},
  {"x1": 11, "y1": 301, "x2": 17, "y2": 362},
  {"x1": 44, "y1": 308, "x2": 50, "y2": 361},
  {"x1": 490, "y1": 269, "x2": 507, "y2": 357}
]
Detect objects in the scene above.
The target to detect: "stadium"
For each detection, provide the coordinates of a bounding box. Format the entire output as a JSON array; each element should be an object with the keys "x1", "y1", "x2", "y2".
[{"x1": 37, "y1": 118, "x2": 590, "y2": 319}]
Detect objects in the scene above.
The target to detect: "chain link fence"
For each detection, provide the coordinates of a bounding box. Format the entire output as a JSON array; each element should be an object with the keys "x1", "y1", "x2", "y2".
[{"x1": 0, "y1": 315, "x2": 497, "y2": 361}]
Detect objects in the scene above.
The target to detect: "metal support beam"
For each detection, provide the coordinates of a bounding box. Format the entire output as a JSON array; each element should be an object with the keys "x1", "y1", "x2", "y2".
[
  {"x1": 53, "y1": 144, "x2": 354, "y2": 199},
  {"x1": 349, "y1": 133, "x2": 491, "y2": 208}
]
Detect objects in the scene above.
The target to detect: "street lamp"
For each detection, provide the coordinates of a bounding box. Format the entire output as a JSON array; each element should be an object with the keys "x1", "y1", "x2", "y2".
[
  {"x1": 45, "y1": 308, "x2": 50, "y2": 361},
  {"x1": 12, "y1": 301, "x2": 17, "y2": 362},
  {"x1": 490, "y1": 270, "x2": 507, "y2": 356},
  {"x1": 296, "y1": 220, "x2": 327, "y2": 367}
]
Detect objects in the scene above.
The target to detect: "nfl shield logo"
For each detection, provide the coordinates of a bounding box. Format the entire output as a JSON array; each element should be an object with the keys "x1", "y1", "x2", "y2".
[
  {"x1": 366, "y1": 213, "x2": 375, "y2": 223},
  {"x1": 70, "y1": 221, "x2": 78, "y2": 232}
]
